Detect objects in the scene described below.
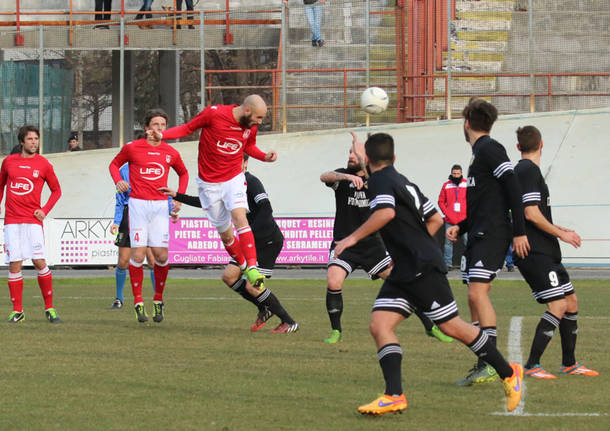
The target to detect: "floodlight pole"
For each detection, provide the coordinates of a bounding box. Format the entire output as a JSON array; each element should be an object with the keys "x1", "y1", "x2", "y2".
[
  {"x1": 39, "y1": 25, "x2": 44, "y2": 154},
  {"x1": 446, "y1": 0, "x2": 452, "y2": 120},
  {"x1": 366, "y1": 0, "x2": 370, "y2": 88},
  {"x1": 200, "y1": 10, "x2": 206, "y2": 109},
  {"x1": 120, "y1": 18, "x2": 125, "y2": 147},
  {"x1": 281, "y1": 2, "x2": 287, "y2": 133},
  {"x1": 527, "y1": 0, "x2": 536, "y2": 112}
]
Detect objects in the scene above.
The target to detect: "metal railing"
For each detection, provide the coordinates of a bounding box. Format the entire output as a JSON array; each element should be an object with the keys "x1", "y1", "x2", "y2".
[
  {"x1": 4, "y1": 0, "x2": 280, "y2": 46},
  {"x1": 2, "y1": 0, "x2": 609, "y2": 152}
]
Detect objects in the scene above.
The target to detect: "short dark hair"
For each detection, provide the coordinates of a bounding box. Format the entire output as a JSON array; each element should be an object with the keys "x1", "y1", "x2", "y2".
[
  {"x1": 365, "y1": 133, "x2": 394, "y2": 165},
  {"x1": 516, "y1": 125, "x2": 541, "y2": 153},
  {"x1": 143, "y1": 108, "x2": 169, "y2": 127},
  {"x1": 18, "y1": 125, "x2": 40, "y2": 144},
  {"x1": 462, "y1": 97, "x2": 497, "y2": 132},
  {"x1": 68, "y1": 134, "x2": 77, "y2": 143},
  {"x1": 451, "y1": 164, "x2": 462, "y2": 171}
]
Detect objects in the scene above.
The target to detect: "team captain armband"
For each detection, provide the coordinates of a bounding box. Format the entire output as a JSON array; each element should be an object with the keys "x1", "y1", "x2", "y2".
[
  {"x1": 370, "y1": 194, "x2": 395, "y2": 209},
  {"x1": 522, "y1": 192, "x2": 541, "y2": 204}
]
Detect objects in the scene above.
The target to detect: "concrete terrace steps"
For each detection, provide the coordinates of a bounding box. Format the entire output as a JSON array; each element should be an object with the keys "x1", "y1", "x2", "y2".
[
  {"x1": 288, "y1": 26, "x2": 397, "y2": 45},
  {"x1": 427, "y1": 0, "x2": 516, "y2": 118},
  {"x1": 283, "y1": 2, "x2": 398, "y2": 131},
  {"x1": 445, "y1": 0, "x2": 515, "y2": 73},
  {"x1": 456, "y1": 0, "x2": 516, "y2": 12}
]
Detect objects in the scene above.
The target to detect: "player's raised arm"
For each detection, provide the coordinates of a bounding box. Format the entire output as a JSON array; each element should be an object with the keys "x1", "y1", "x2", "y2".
[
  {"x1": 161, "y1": 106, "x2": 213, "y2": 141},
  {"x1": 349, "y1": 132, "x2": 367, "y2": 177}
]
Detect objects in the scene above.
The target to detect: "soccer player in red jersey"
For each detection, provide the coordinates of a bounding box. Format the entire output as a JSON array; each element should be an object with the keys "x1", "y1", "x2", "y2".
[
  {"x1": 109, "y1": 109, "x2": 189, "y2": 323},
  {"x1": 148, "y1": 94, "x2": 277, "y2": 289},
  {"x1": 0, "y1": 125, "x2": 62, "y2": 323}
]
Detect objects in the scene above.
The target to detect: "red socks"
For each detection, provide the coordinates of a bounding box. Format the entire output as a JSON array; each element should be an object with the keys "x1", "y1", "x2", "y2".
[
  {"x1": 153, "y1": 260, "x2": 169, "y2": 302},
  {"x1": 224, "y1": 237, "x2": 246, "y2": 268},
  {"x1": 8, "y1": 271, "x2": 23, "y2": 312},
  {"x1": 8, "y1": 268, "x2": 54, "y2": 312},
  {"x1": 237, "y1": 226, "x2": 257, "y2": 268},
  {"x1": 37, "y1": 266, "x2": 54, "y2": 310},
  {"x1": 129, "y1": 259, "x2": 144, "y2": 304}
]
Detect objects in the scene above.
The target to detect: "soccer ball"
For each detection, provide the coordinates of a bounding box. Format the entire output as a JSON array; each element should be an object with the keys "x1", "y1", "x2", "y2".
[{"x1": 360, "y1": 87, "x2": 389, "y2": 114}]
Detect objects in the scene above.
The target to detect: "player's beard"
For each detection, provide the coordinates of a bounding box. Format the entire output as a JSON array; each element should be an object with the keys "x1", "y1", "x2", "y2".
[
  {"x1": 346, "y1": 161, "x2": 360, "y2": 174},
  {"x1": 238, "y1": 113, "x2": 254, "y2": 129},
  {"x1": 22, "y1": 145, "x2": 37, "y2": 155}
]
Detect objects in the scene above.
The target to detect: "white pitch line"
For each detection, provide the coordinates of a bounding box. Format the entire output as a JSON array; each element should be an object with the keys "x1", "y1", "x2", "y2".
[
  {"x1": 492, "y1": 316, "x2": 607, "y2": 418},
  {"x1": 506, "y1": 316, "x2": 525, "y2": 415}
]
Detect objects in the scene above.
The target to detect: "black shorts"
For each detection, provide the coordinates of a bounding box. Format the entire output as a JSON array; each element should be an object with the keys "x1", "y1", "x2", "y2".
[
  {"x1": 229, "y1": 228, "x2": 284, "y2": 278},
  {"x1": 114, "y1": 206, "x2": 130, "y2": 248},
  {"x1": 373, "y1": 270, "x2": 459, "y2": 324},
  {"x1": 328, "y1": 241, "x2": 391, "y2": 280},
  {"x1": 516, "y1": 254, "x2": 574, "y2": 304},
  {"x1": 462, "y1": 234, "x2": 510, "y2": 284}
]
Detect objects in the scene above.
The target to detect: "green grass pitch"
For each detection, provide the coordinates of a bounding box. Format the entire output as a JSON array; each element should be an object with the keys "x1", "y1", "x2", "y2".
[{"x1": 1, "y1": 276, "x2": 609, "y2": 430}]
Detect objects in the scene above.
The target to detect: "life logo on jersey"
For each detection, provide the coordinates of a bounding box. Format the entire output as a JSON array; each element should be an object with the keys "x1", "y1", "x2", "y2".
[
  {"x1": 242, "y1": 129, "x2": 251, "y2": 139},
  {"x1": 33, "y1": 170, "x2": 39, "y2": 178},
  {"x1": 166, "y1": 155, "x2": 171, "y2": 164},
  {"x1": 139, "y1": 162, "x2": 165, "y2": 180},
  {"x1": 216, "y1": 138, "x2": 243, "y2": 155},
  {"x1": 9, "y1": 176, "x2": 34, "y2": 195}
]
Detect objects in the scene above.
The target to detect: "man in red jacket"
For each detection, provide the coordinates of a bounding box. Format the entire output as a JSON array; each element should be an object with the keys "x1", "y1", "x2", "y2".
[{"x1": 438, "y1": 164, "x2": 467, "y2": 268}]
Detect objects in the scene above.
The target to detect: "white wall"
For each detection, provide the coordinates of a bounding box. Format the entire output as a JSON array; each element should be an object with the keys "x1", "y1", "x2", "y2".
[{"x1": 42, "y1": 107, "x2": 610, "y2": 266}]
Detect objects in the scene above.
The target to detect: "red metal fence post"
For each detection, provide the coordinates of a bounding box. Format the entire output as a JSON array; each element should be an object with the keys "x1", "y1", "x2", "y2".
[
  {"x1": 396, "y1": 0, "x2": 407, "y2": 122},
  {"x1": 15, "y1": 0, "x2": 25, "y2": 46},
  {"x1": 224, "y1": 0, "x2": 234, "y2": 44}
]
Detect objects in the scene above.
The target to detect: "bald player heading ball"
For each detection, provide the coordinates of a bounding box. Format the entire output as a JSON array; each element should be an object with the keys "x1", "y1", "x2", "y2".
[{"x1": 149, "y1": 94, "x2": 277, "y2": 290}]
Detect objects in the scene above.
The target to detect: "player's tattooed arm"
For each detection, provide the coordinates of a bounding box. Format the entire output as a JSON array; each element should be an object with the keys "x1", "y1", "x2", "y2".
[{"x1": 319, "y1": 171, "x2": 364, "y2": 189}]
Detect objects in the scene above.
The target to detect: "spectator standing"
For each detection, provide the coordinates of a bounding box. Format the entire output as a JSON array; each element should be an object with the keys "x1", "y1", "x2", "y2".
[
  {"x1": 176, "y1": 0, "x2": 195, "y2": 29},
  {"x1": 95, "y1": 0, "x2": 112, "y2": 29},
  {"x1": 136, "y1": 0, "x2": 154, "y2": 26},
  {"x1": 438, "y1": 164, "x2": 467, "y2": 268},
  {"x1": 283, "y1": 0, "x2": 325, "y2": 47}
]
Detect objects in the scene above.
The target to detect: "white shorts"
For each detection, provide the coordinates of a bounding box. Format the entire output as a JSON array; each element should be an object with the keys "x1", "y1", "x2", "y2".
[
  {"x1": 4, "y1": 223, "x2": 46, "y2": 263},
  {"x1": 128, "y1": 198, "x2": 169, "y2": 248},
  {"x1": 197, "y1": 173, "x2": 248, "y2": 233}
]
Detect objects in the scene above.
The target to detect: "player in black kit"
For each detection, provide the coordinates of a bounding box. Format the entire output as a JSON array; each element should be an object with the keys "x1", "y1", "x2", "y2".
[
  {"x1": 335, "y1": 132, "x2": 522, "y2": 415},
  {"x1": 159, "y1": 155, "x2": 298, "y2": 333},
  {"x1": 320, "y1": 133, "x2": 452, "y2": 344},
  {"x1": 513, "y1": 125, "x2": 598, "y2": 378},
  {"x1": 446, "y1": 98, "x2": 530, "y2": 386}
]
